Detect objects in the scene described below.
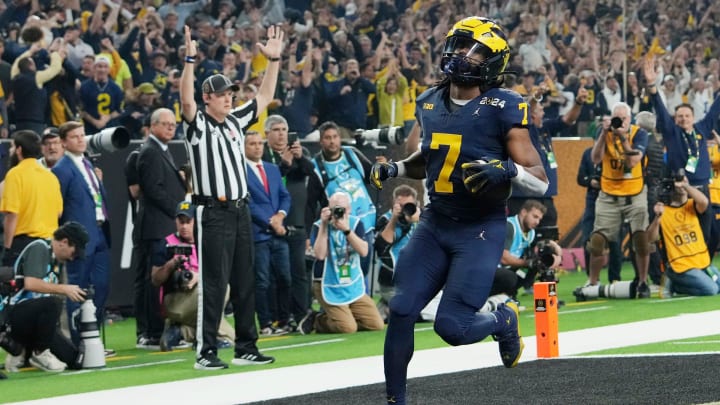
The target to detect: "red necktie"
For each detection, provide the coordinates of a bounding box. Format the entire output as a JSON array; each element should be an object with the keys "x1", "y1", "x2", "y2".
[{"x1": 257, "y1": 163, "x2": 269, "y2": 194}]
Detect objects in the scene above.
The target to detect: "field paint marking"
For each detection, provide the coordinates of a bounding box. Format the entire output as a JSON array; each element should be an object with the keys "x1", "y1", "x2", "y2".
[
  {"x1": 558, "y1": 306, "x2": 611, "y2": 315},
  {"x1": 641, "y1": 296, "x2": 696, "y2": 303},
  {"x1": 565, "y1": 351, "x2": 720, "y2": 359},
  {"x1": 61, "y1": 359, "x2": 185, "y2": 375},
  {"x1": 563, "y1": 300, "x2": 608, "y2": 307},
  {"x1": 673, "y1": 340, "x2": 720, "y2": 345},
  {"x1": 263, "y1": 338, "x2": 345, "y2": 351}
]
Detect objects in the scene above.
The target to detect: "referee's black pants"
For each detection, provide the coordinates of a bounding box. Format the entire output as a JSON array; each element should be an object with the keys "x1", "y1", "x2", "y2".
[{"x1": 195, "y1": 203, "x2": 258, "y2": 356}]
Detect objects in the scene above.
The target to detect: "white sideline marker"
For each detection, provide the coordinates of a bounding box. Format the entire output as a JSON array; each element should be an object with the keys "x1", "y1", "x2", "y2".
[{"x1": 16, "y1": 310, "x2": 720, "y2": 405}]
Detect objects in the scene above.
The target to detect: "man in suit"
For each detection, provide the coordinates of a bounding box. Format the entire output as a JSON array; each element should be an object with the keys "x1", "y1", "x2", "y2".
[
  {"x1": 134, "y1": 108, "x2": 187, "y2": 349},
  {"x1": 261, "y1": 114, "x2": 319, "y2": 330},
  {"x1": 52, "y1": 121, "x2": 112, "y2": 343},
  {"x1": 245, "y1": 131, "x2": 292, "y2": 335}
]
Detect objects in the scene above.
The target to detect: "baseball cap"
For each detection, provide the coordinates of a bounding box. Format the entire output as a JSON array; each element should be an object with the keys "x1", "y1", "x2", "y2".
[
  {"x1": 55, "y1": 222, "x2": 89, "y2": 259},
  {"x1": 137, "y1": 82, "x2": 158, "y2": 95},
  {"x1": 663, "y1": 74, "x2": 675, "y2": 83},
  {"x1": 202, "y1": 74, "x2": 240, "y2": 94},
  {"x1": 345, "y1": 2, "x2": 357, "y2": 16},
  {"x1": 230, "y1": 42, "x2": 243, "y2": 53},
  {"x1": 176, "y1": 201, "x2": 196, "y2": 218},
  {"x1": 150, "y1": 50, "x2": 167, "y2": 59},
  {"x1": 42, "y1": 127, "x2": 60, "y2": 141},
  {"x1": 94, "y1": 55, "x2": 112, "y2": 67}
]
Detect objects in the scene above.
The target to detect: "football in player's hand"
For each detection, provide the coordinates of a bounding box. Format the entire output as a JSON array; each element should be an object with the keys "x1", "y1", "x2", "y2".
[{"x1": 462, "y1": 159, "x2": 512, "y2": 201}]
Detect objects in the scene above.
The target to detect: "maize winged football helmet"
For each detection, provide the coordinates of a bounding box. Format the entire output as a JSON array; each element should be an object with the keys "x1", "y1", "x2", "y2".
[{"x1": 440, "y1": 17, "x2": 510, "y2": 87}]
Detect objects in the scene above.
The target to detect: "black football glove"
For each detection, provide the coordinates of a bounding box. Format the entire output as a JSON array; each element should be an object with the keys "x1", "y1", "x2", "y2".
[
  {"x1": 461, "y1": 157, "x2": 518, "y2": 194},
  {"x1": 370, "y1": 162, "x2": 398, "y2": 190}
]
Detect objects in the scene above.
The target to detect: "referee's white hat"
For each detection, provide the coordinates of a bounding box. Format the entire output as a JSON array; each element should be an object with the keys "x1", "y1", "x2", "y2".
[{"x1": 202, "y1": 74, "x2": 240, "y2": 94}]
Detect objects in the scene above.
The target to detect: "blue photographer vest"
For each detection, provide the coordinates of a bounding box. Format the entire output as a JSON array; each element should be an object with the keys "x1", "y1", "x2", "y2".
[
  {"x1": 317, "y1": 216, "x2": 365, "y2": 305},
  {"x1": 506, "y1": 215, "x2": 535, "y2": 259},
  {"x1": 313, "y1": 147, "x2": 376, "y2": 234},
  {"x1": 380, "y1": 210, "x2": 416, "y2": 266}
]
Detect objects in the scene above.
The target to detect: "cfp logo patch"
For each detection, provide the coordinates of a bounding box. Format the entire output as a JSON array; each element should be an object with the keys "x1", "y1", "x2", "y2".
[{"x1": 423, "y1": 103, "x2": 434, "y2": 110}]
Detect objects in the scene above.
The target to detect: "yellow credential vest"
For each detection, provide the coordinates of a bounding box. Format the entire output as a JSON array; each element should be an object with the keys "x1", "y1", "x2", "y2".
[
  {"x1": 659, "y1": 199, "x2": 710, "y2": 273},
  {"x1": 707, "y1": 144, "x2": 720, "y2": 205},
  {"x1": 601, "y1": 125, "x2": 644, "y2": 196}
]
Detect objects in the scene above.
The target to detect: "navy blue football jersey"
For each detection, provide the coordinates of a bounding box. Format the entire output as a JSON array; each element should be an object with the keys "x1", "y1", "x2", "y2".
[{"x1": 416, "y1": 86, "x2": 528, "y2": 220}]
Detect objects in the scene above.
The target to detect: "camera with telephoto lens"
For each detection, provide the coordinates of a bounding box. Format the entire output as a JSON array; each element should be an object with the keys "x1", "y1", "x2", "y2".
[
  {"x1": 526, "y1": 240, "x2": 558, "y2": 283},
  {"x1": 610, "y1": 116, "x2": 623, "y2": 129},
  {"x1": 0, "y1": 266, "x2": 23, "y2": 356},
  {"x1": 166, "y1": 244, "x2": 194, "y2": 291},
  {"x1": 354, "y1": 126, "x2": 406, "y2": 146},
  {"x1": 658, "y1": 169, "x2": 686, "y2": 205},
  {"x1": 332, "y1": 206, "x2": 346, "y2": 220},
  {"x1": 85, "y1": 126, "x2": 130, "y2": 156},
  {"x1": 397, "y1": 202, "x2": 417, "y2": 226}
]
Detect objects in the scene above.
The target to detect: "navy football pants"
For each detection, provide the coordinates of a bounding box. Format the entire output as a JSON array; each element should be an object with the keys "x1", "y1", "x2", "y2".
[{"x1": 384, "y1": 209, "x2": 506, "y2": 403}]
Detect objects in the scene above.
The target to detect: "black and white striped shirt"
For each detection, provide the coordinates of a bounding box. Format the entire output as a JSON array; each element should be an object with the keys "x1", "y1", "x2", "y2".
[{"x1": 183, "y1": 100, "x2": 257, "y2": 200}]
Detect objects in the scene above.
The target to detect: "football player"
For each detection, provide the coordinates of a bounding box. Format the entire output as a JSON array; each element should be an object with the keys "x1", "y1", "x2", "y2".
[{"x1": 370, "y1": 17, "x2": 548, "y2": 405}]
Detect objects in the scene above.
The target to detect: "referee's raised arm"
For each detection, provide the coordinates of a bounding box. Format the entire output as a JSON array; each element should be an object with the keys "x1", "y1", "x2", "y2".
[
  {"x1": 180, "y1": 25, "x2": 197, "y2": 123},
  {"x1": 253, "y1": 25, "x2": 285, "y2": 114}
]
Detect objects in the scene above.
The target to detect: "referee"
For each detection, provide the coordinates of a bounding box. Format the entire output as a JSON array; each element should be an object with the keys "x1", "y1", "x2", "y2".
[{"x1": 180, "y1": 25, "x2": 284, "y2": 370}]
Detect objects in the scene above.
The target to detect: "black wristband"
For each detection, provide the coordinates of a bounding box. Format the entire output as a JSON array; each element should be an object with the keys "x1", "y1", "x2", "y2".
[
  {"x1": 185, "y1": 56, "x2": 196, "y2": 64},
  {"x1": 343, "y1": 229, "x2": 351, "y2": 236},
  {"x1": 268, "y1": 57, "x2": 280, "y2": 62}
]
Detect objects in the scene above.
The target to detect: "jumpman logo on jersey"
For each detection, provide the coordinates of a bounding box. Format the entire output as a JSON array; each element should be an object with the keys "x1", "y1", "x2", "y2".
[{"x1": 476, "y1": 230, "x2": 486, "y2": 240}]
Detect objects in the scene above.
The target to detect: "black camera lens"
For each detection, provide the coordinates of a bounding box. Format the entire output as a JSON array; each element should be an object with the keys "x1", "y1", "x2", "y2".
[
  {"x1": 401, "y1": 202, "x2": 417, "y2": 217},
  {"x1": 611, "y1": 116, "x2": 623, "y2": 129},
  {"x1": 674, "y1": 168, "x2": 685, "y2": 182},
  {"x1": 332, "y1": 206, "x2": 346, "y2": 219}
]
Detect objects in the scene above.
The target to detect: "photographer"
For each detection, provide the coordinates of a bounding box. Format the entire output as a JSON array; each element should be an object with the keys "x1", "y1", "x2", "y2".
[
  {"x1": 374, "y1": 185, "x2": 420, "y2": 321},
  {"x1": 2, "y1": 222, "x2": 89, "y2": 374},
  {"x1": 647, "y1": 174, "x2": 720, "y2": 296},
  {"x1": 300, "y1": 192, "x2": 384, "y2": 335},
  {"x1": 499, "y1": 200, "x2": 562, "y2": 297},
  {"x1": 151, "y1": 202, "x2": 234, "y2": 351},
  {"x1": 584, "y1": 102, "x2": 651, "y2": 297}
]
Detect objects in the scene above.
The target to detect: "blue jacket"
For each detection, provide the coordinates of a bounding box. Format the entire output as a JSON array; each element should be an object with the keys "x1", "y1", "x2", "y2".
[
  {"x1": 52, "y1": 155, "x2": 112, "y2": 250},
  {"x1": 247, "y1": 161, "x2": 291, "y2": 242},
  {"x1": 651, "y1": 92, "x2": 720, "y2": 186}
]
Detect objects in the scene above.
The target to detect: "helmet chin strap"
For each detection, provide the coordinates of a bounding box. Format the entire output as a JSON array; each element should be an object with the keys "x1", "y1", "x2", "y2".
[{"x1": 443, "y1": 57, "x2": 488, "y2": 87}]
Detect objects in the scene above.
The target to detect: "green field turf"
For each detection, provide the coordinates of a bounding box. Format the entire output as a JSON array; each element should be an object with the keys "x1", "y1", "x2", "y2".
[{"x1": 2, "y1": 264, "x2": 718, "y2": 403}]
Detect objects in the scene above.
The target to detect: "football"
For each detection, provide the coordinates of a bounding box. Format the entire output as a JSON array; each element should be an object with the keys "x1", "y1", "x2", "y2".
[{"x1": 462, "y1": 160, "x2": 513, "y2": 201}]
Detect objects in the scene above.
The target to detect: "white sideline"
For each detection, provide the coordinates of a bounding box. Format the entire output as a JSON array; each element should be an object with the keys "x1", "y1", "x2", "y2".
[{"x1": 15, "y1": 310, "x2": 720, "y2": 405}]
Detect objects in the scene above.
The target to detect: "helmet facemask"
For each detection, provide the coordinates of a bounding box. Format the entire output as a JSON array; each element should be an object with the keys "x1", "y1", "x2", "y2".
[{"x1": 441, "y1": 35, "x2": 506, "y2": 87}]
